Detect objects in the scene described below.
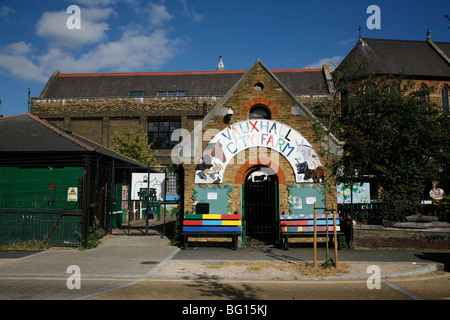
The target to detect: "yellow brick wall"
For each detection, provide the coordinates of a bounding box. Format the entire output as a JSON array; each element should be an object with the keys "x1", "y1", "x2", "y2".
[{"x1": 183, "y1": 64, "x2": 334, "y2": 216}]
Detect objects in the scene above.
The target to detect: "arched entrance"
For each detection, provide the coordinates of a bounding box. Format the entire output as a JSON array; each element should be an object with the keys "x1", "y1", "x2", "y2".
[{"x1": 244, "y1": 166, "x2": 279, "y2": 245}]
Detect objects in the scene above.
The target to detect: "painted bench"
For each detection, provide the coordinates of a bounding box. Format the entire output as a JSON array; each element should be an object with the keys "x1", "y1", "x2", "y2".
[
  {"x1": 280, "y1": 213, "x2": 342, "y2": 250},
  {"x1": 182, "y1": 214, "x2": 242, "y2": 250}
]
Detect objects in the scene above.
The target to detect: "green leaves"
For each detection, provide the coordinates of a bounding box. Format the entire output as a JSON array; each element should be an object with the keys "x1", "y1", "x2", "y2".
[
  {"x1": 313, "y1": 66, "x2": 449, "y2": 221},
  {"x1": 112, "y1": 125, "x2": 158, "y2": 165}
]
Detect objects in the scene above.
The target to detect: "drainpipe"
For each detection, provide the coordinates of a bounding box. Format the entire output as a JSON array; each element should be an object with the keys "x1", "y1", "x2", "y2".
[
  {"x1": 203, "y1": 102, "x2": 207, "y2": 118},
  {"x1": 82, "y1": 155, "x2": 90, "y2": 249}
]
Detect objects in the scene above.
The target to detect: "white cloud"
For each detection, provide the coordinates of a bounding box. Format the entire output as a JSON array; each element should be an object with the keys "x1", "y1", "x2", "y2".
[
  {"x1": 335, "y1": 38, "x2": 357, "y2": 46},
  {"x1": 35, "y1": 7, "x2": 113, "y2": 49},
  {"x1": 144, "y1": 3, "x2": 174, "y2": 27},
  {"x1": 38, "y1": 29, "x2": 182, "y2": 73},
  {"x1": 0, "y1": 43, "x2": 47, "y2": 82},
  {"x1": 74, "y1": 0, "x2": 134, "y2": 7},
  {"x1": 304, "y1": 56, "x2": 344, "y2": 70},
  {"x1": 180, "y1": 0, "x2": 204, "y2": 23},
  {"x1": 3, "y1": 42, "x2": 32, "y2": 56},
  {"x1": 0, "y1": 1, "x2": 188, "y2": 83},
  {"x1": 0, "y1": 6, "x2": 14, "y2": 20}
]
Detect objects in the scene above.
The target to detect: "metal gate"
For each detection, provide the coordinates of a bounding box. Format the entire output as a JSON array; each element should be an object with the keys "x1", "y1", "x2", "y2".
[{"x1": 244, "y1": 172, "x2": 278, "y2": 245}]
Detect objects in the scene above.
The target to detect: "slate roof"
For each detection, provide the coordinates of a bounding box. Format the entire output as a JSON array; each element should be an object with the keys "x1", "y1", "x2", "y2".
[
  {"x1": 339, "y1": 38, "x2": 450, "y2": 78},
  {"x1": 0, "y1": 113, "x2": 146, "y2": 168},
  {"x1": 39, "y1": 68, "x2": 329, "y2": 99}
]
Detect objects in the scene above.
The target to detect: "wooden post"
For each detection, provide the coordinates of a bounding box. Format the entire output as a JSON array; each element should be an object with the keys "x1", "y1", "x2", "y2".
[
  {"x1": 333, "y1": 202, "x2": 339, "y2": 267},
  {"x1": 313, "y1": 202, "x2": 317, "y2": 267}
]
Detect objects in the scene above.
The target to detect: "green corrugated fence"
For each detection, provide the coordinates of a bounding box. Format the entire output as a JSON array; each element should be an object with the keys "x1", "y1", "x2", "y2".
[
  {"x1": 0, "y1": 209, "x2": 82, "y2": 247},
  {"x1": 0, "y1": 166, "x2": 84, "y2": 210}
]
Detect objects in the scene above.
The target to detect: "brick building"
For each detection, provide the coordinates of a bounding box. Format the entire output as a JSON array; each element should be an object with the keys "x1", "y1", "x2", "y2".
[
  {"x1": 32, "y1": 60, "x2": 332, "y2": 164},
  {"x1": 340, "y1": 35, "x2": 450, "y2": 113},
  {"x1": 30, "y1": 34, "x2": 449, "y2": 246},
  {"x1": 177, "y1": 60, "x2": 343, "y2": 246},
  {"x1": 32, "y1": 58, "x2": 342, "y2": 245}
]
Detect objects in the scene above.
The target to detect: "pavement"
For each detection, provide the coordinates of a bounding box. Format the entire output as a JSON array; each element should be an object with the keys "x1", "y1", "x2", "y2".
[{"x1": 0, "y1": 218, "x2": 449, "y2": 302}]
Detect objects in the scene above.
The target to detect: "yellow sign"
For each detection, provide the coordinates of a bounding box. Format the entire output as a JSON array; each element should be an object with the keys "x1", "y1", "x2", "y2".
[
  {"x1": 67, "y1": 187, "x2": 78, "y2": 202},
  {"x1": 430, "y1": 188, "x2": 444, "y2": 200}
]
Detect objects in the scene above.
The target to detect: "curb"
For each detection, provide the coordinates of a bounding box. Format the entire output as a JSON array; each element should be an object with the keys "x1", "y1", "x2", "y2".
[{"x1": 147, "y1": 260, "x2": 444, "y2": 281}]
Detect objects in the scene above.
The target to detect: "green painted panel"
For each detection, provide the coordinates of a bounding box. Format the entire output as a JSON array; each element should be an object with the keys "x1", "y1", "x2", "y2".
[
  {"x1": 286, "y1": 184, "x2": 325, "y2": 215},
  {"x1": 0, "y1": 167, "x2": 84, "y2": 210},
  {"x1": 191, "y1": 185, "x2": 233, "y2": 215}
]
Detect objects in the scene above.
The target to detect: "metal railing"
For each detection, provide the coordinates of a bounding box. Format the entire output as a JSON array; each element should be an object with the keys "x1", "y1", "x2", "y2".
[{"x1": 338, "y1": 202, "x2": 449, "y2": 223}]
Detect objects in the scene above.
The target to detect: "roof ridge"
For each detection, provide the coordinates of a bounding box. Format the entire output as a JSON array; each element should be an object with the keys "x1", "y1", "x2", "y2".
[
  {"x1": 427, "y1": 38, "x2": 450, "y2": 66},
  {"x1": 0, "y1": 113, "x2": 28, "y2": 120},
  {"x1": 362, "y1": 37, "x2": 450, "y2": 45},
  {"x1": 57, "y1": 68, "x2": 323, "y2": 78},
  {"x1": 26, "y1": 113, "x2": 94, "y2": 152}
]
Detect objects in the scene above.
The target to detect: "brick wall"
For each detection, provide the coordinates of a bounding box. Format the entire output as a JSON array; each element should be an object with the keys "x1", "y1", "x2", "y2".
[
  {"x1": 32, "y1": 96, "x2": 220, "y2": 160},
  {"x1": 183, "y1": 63, "x2": 335, "y2": 216},
  {"x1": 353, "y1": 225, "x2": 450, "y2": 249}
]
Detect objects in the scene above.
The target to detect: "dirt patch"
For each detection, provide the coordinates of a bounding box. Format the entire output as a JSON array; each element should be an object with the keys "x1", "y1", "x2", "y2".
[
  {"x1": 155, "y1": 260, "x2": 431, "y2": 279},
  {"x1": 207, "y1": 261, "x2": 350, "y2": 277}
]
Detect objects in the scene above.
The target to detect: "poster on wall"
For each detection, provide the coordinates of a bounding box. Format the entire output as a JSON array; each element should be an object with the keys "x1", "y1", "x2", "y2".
[
  {"x1": 293, "y1": 197, "x2": 302, "y2": 209},
  {"x1": 337, "y1": 182, "x2": 371, "y2": 204},
  {"x1": 67, "y1": 187, "x2": 78, "y2": 202},
  {"x1": 131, "y1": 173, "x2": 166, "y2": 201},
  {"x1": 194, "y1": 119, "x2": 322, "y2": 184},
  {"x1": 121, "y1": 185, "x2": 128, "y2": 210}
]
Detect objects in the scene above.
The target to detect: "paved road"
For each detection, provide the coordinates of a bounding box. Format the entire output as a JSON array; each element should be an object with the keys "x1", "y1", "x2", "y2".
[
  {"x1": 0, "y1": 272, "x2": 449, "y2": 301},
  {"x1": 0, "y1": 227, "x2": 449, "y2": 303}
]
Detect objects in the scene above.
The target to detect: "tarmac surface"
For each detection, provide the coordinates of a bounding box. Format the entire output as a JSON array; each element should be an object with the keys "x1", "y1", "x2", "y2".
[{"x1": 0, "y1": 219, "x2": 449, "y2": 305}]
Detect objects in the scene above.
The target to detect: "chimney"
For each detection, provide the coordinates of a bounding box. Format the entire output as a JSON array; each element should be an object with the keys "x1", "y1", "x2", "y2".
[{"x1": 217, "y1": 56, "x2": 225, "y2": 71}]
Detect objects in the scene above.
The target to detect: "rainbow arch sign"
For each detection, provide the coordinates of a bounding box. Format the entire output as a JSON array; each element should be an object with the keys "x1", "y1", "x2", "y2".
[{"x1": 194, "y1": 120, "x2": 322, "y2": 184}]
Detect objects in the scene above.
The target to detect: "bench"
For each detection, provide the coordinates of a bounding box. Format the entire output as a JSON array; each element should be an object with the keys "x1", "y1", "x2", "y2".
[
  {"x1": 182, "y1": 214, "x2": 242, "y2": 250},
  {"x1": 280, "y1": 213, "x2": 343, "y2": 250}
]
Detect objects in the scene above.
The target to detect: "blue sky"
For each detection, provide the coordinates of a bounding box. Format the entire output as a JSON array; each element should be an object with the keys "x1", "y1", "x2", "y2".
[{"x1": 0, "y1": 0, "x2": 449, "y2": 116}]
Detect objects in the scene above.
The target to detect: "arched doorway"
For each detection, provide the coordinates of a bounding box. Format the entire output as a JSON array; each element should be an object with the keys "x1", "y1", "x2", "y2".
[{"x1": 244, "y1": 166, "x2": 279, "y2": 245}]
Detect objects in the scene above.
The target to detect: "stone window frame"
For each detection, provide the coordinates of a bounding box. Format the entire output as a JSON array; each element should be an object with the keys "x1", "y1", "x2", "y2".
[{"x1": 147, "y1": 117, "x2": 181, "y2": 149}]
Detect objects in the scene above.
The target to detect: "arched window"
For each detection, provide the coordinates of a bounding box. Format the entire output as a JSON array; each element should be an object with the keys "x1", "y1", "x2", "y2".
[
  {"x1": 419, "y1": 85, "x2": 427, "y2": 108},
  {"x1": 442, "y1": 87, "x2": 449, "y2": 114},
  {"x1": 248, "y1": 105, "x2": 271, "y2": 119}
]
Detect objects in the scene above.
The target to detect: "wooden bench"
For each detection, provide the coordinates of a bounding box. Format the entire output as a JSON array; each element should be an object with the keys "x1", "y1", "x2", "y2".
[
  {"x1": 182, "y1": 214, "x2": 241, "y2": 250},
  {"x1": 280, "y1": 213, "x2": 343, "y2": 250}
]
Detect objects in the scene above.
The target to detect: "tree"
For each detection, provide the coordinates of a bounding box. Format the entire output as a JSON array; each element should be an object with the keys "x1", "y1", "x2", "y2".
[
  {"x1": 312, "y1": 66, "x2": 449, "y2": 221},
  {"x1": 112, "y1": 125, "x2": 158, "y2": 165}
]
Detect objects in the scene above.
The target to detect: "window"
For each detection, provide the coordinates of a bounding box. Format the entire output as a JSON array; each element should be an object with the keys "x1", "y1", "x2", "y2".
[
  {"x1": 254, "y1": 82, "x2": 264, "y2": 92},
  {"x1": 167, "y1": 172, "x2": 177, "y2": 194},
  {"x1": 443, "y1": 87, "x2": 449, "y2": 114},
  {"x1": 128, "y1": 90, "x2": 144, "y2": 97},
  {"x1": 148, "y1": 119, "x2": 181, "y2": 149},
  {"x1": 156, "y1": 91, "x2": 186, "y2": 97},
  {"x1": 419, "y1": 85, "x2": 427, "y2": 108},
  {"x1": 248, "y1": 105, "x2": 271, "y2": 119}
]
